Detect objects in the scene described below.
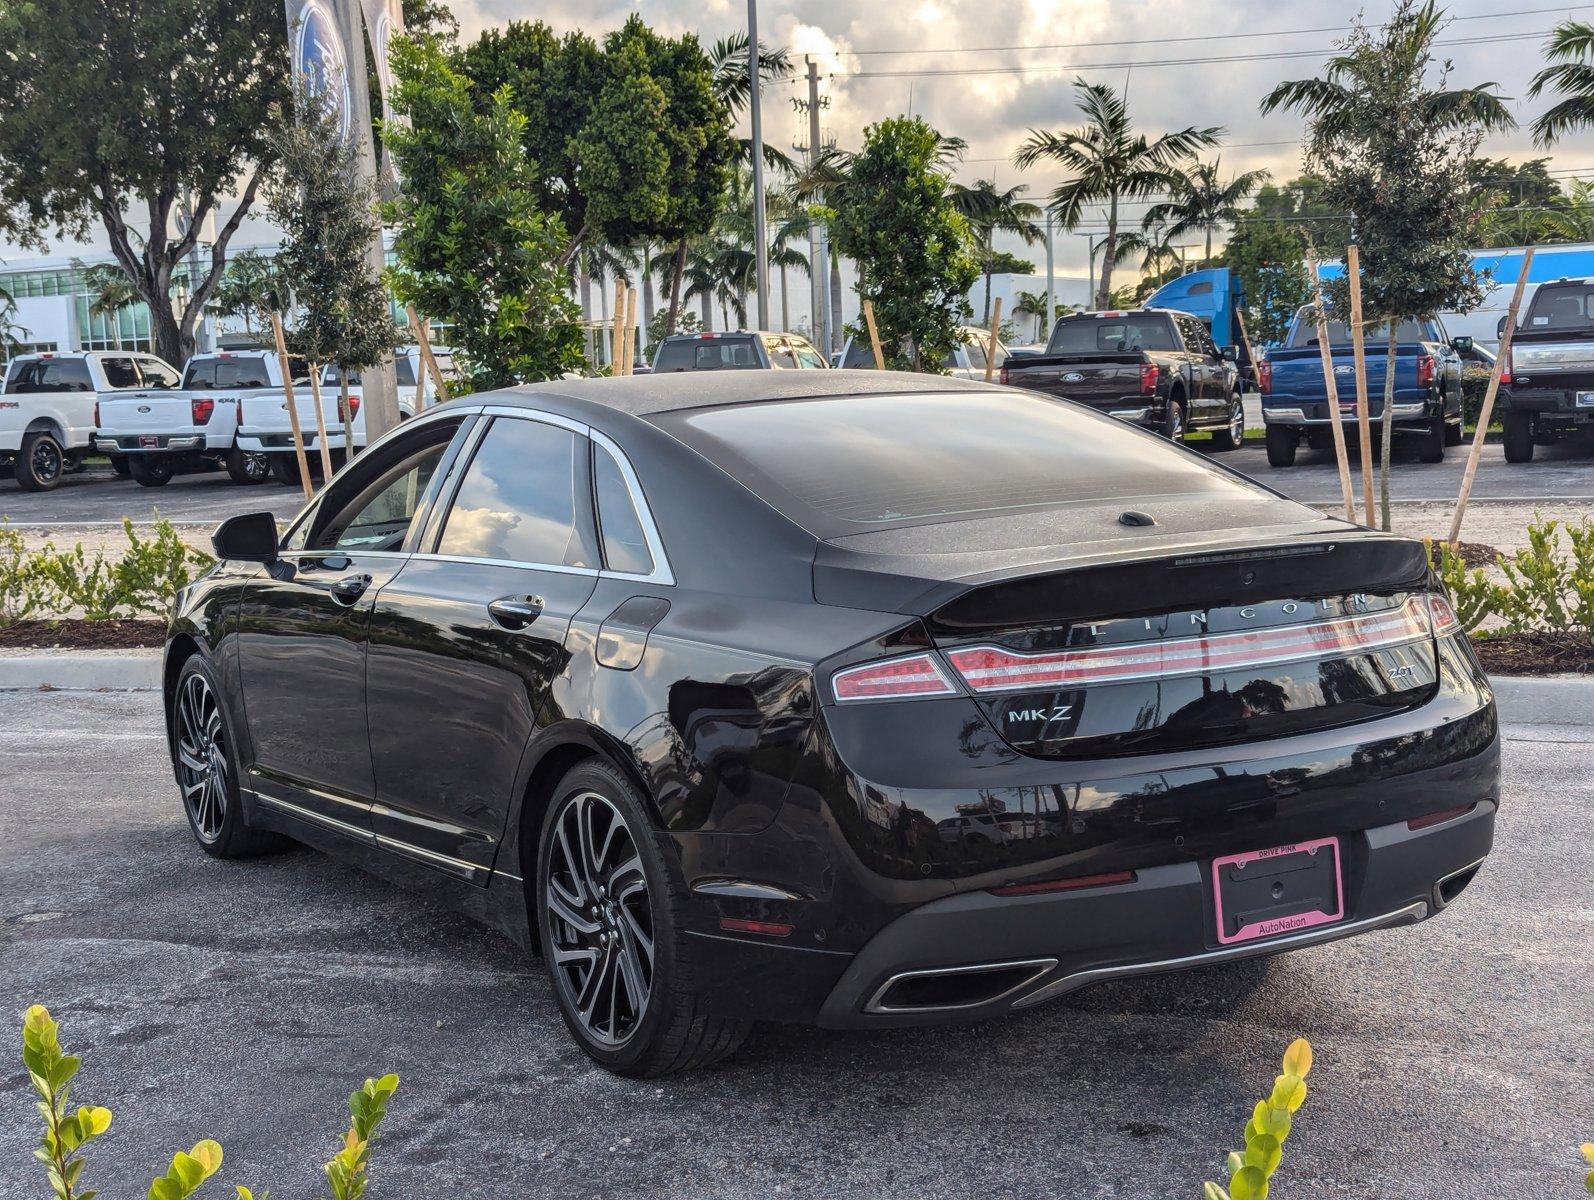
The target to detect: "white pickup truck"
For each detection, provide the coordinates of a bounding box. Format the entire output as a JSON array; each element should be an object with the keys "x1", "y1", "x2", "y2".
[
  {"x1": 2, "y1": 350, "x2": 181, "y2": 491},
  {"x1": 94, "y1": 349, "x2": 314, "y2": 487},
  {"x1": 242, "y1": 347, "x2": 456, "y2": 485}
]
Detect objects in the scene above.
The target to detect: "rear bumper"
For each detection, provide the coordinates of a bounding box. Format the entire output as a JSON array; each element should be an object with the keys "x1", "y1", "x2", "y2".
[
  {"x1": 1263, "y1": 395, "x2": 1440, "y2": 426},
  {"x1": 1501, "y1": 389, "x2": 1594, "y2": 425},
  {"x1": 94, "y1": 434, "x2": 209, "y2": 454},
  {"x1": 814, "y1": 801, "x2": 1494, "y2": 1028},
  {"x1": 236, "y1": 430, "x2": 353, "y2": 453}
]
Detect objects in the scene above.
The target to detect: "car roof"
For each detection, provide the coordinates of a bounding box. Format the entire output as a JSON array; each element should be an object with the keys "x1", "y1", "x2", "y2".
[{"x1": 478, "y1": 368, "x2": 999, "y2": 420}]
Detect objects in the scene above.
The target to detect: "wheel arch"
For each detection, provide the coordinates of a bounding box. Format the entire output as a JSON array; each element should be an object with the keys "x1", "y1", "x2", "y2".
[
  {"x1": 162, "y1": 633, "x2": 202, "y2": 772},
  {"x1": 24, "y1": 415, "x2": 67, "y2": 440}
]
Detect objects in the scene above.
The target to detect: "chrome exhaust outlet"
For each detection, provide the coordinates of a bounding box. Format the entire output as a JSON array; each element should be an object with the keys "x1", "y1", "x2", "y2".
[{"x1": 864, "y1": 958, "x2": 1058, "y2": 1015}]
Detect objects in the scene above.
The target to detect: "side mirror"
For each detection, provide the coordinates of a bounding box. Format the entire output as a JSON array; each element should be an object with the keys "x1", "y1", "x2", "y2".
[
  {"x1": 212, "y1": 511, "x2": 279, "y2": 563},
  {"x1": 1451, "y1": 335, "x2": 1474, "y2": 355},
  {"x1": 1220, "y1": 345, "x2": 1239, "y2": 362},
  {"x1": 1496, "y1": 315, "x2": 1508, "y2": 338}
]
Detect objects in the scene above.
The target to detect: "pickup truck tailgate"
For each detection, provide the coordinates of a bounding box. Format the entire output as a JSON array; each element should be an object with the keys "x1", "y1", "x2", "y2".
[
  {"x1": 1013, "y1": 353, "x2": 1146, "y2": 404},
  {"x1": 98, "y1": 391, "x2": 198, "y2": 434}
]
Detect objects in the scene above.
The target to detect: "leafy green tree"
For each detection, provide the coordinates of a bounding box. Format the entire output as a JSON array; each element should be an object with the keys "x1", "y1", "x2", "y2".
[
  {"x1": 949, "y1": 178, "x2": 1042, "y2": 322},
  {"x1": 74, "y1": 264, "x2": 141, "y2": 350},
  {"x1": 1530, "y1": 21, "x2": 1594, "y2": 145},
  {"x1": 832, "y1": 116, "x2": 980, "y2": 371},
  {"x1": 1142, "y1": 159, "x2": 1269, "y2": 265},
  {"x1": 1250, "y1": 173, "x2": 1353, "y2": 248},
  {"x1": 985, "y1": 250, "x2": 1037, "y2": 275},
  {"x1": 1470, "y1": 158, "x2": 1567, "y2": 246},
  {"x1": 0, "y1": 0, "x2": 287, "y2": 364},
  {"x1": 1264, "y1": 0, "x2": 1508, "y2": 529},
  {"x1": 384, "y1": 36, "x2": 584, "y2": 392},
  {"x1": 1226, "y1": 221, "x2": 1311, "y2": 346},
  {"x1": 1014, "y1": 79, "x2": 1220, "y2": 308},
  {"x1": 401, "y1": 0, "x2": 457, "y2": 42},
  {"x1": 266, "y1": 87, "x2": 402, "y2": 451},
  {"x1": 211, "y1": 250, "x2": 284, "y2": 340}
]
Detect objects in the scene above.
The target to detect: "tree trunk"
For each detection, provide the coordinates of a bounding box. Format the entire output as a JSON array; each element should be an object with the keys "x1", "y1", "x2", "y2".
[
  {"x1": 1097, "y1": 194, "x2": 1119, "y2": 309},
  {"x1": 983, "y1": 261, "x2": 993, "y2": 325},
  {"x1": 1204, "y1": 227, "x2": 1213, "y2": 268},
  {"x1": 828, "y1": 250, "x2": 843, "y2": 352},
  {"x1": 340, "y1": 368, "x2": 354, "y2": 457},
  {"x1": 579, "y1": 265, "x2": 594, "y2": 366},
  {"x1": 1378, "y1": 324, "x2": 1398, "y2": 531},
  {"x1": 665, "y1": 240, "x2": 688, "y2": 336},
  {"x1": 701, "y1": 287, "x2": 713, "y2": 331},
  {"x1": 641, "y1": 244, "x2": 656, "y2": 349}
]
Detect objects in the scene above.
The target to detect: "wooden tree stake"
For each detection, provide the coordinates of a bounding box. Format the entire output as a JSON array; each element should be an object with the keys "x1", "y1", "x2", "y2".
[
  {"x1": 269, "y1": 312, "x2": 313, "y2": 501},
  {"x1": 862, "y1": 299, "x2": 885, "y2": 370},
  {"x1": 305, "y1": 361, "x2": 334, "y2": 483},
  {"x1": 622, "y1": 286, "x2": 638, "y2": 376},
  {"x1": 1308, "y1": 250, "x2": 1355, "y2": 522},
  {"x1": 1450, "y1": 248, "x2": 1533, "y2": 545},
  {"x1": 984, "y1": 297, "x2": 1003, "y2": 382},
  {"x1": 1346, "y1": 245, "x2": 1375, "y2": 525},
  {"x1": 406, "y1": 305, "x2": 449, "y2": 406},
  {"x1": 611, "y1": 283, "x2": 626, "y2": 375}
]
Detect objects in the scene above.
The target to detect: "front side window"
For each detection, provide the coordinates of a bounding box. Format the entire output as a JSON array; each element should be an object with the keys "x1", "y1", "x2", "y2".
[
  {"x1": 594, "y1": 444, "x2": 655, "y2": 576},
  {"x1": 436, "y1": 418, "x2": 595, "y2": 568},
  {"x1": 316, "y1": 443, "x2": 447, "y2": 552},
  {"x1": 137, "y1": 358, "x2": 181, "y2": 389},
  {"x1": 792, "y1": 339, "x2": 827, "y2": 369}
]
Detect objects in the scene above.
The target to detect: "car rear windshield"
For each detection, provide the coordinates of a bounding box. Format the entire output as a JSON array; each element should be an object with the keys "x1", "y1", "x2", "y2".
[
  {"x1": 1287, "y1": 316, "x2": 1425, "y2": 347},
  {"x1": 1524, "y1": 284, "x2": 1594, "y2": 330},
  {"x1": 653, "y1": 336, "x2": 761, "y2": 372},
  {"x1": 1047, "y1": 315, "x2": 1177, "y2": 354},
  {"x1": 655, "y1": 391, "x2": 1251, "y2": 534}
]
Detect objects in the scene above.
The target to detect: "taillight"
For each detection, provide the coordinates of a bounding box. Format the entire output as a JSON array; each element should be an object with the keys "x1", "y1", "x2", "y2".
[
  {"x1": 1139, "y1": 361, "x2": 1159, "y2": 393},
  {"x1": 831, "y1": 652, "x2": 958, "y2": 703},
  {"x1": 718, "y1": 917, "x2": 793, "y2": 937},
  {"x1": 1427, "y1": 593, "x2": 1462, "y2": 638},
  {"x1": 998, "y1": 365, "x2": 1010, "y2": 386},
  {"x1": 348, "y1": 395, "x2": 361, "y2": 418},
  {"x1": 191, "y1": 397, "x2": 215, "y2": 425},
  {"x1": 1257, "y1": 360, "x2": 1272, "y2": 394},
  {"x1": 1499, "y1": 349, "x2": 1512, "y2": 385},
  {"x1": 945, "y1": 597, "x2": 1434, "y2": 692},
  {"x1": 1417, "y1": 352, "x2": 1436, "y2": 388}
]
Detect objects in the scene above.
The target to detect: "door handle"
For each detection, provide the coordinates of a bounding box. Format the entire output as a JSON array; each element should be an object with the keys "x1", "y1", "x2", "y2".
[
  {"x1": 328, "y1": 574, "x2": 372, "y2": 604},
  {"x1": 488, "y1": 595, "x2": 545, "y2": 630}
]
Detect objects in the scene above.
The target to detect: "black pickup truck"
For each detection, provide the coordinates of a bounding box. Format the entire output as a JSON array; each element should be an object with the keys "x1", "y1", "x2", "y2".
[
  {"x1": 1499, "y1": 277, "x2": 1594, "y2": 462},
  {"x1": 999, "y1": 308, "x2": 1245, "y2": 447}
]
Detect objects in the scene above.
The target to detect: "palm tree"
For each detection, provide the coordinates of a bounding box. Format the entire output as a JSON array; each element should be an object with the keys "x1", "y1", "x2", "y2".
[
  {"x1": 210, "y1": 250, "x2": 282, "y2": 339},
  {"x1": 76, "y1": 262, "x2": 140, "y2": 348},
  {"x1": 949, "y1": 179, "x2": 1043, "y2": 322},
  {"x1": 1262, "y1": 1, "x2": 1515, "y2": 140},
  {"x1": 1141, "y1": 160, "x2": 1269, "y2": 266},
  {"x1": 708, "y1": 33, "x2": 795, "y2": 173},
  {"x1": 1530, "y1": 21, "x2": 1594, "y2": 145},
  {"x1": 1539, "y1": 178, "x2": 1594, "y2": 241},
  {"x1": 1014, "y1": 79, "x2": 1220, "y2": 309}
]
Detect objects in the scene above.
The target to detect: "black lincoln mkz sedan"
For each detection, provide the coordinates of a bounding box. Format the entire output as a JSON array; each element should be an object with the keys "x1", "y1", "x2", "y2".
[{"x1": 166, "y1": 371, "x2": 1498, "y2": 1076}]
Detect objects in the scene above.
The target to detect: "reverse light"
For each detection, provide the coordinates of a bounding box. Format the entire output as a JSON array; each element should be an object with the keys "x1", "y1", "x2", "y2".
[
  {"x1": 1257, "y1": 360, "x2": 1273, "y2": 394},
  {"x1": 831, "y1": 652, "x2": 959, "y2": 703},
  {"x1": 1139, "y1": 361, "x2": 1159, "y2": 393},
  {"x1": 945, "y1": 597, "x2": 1435, "y2": 693},
  {"x1": 989, "y1": 870, "x2": 1135, "y2": 897},
  {"x1": 191, "y1": 397, "x2": 215, "y2": 425},
  {"x1": 1416, "y1": 352, "x2": 1436, "y2": 389}
]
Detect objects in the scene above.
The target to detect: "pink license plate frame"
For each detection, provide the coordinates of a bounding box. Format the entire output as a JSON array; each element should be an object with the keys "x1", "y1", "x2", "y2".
[{"x1": 1211, "y1": 836, "x2": 1344, "y2": 946}]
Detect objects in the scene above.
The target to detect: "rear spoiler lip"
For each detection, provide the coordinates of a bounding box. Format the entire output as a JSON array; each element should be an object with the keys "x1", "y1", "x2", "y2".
[{"x1": 813, "y1": 523, "x2": 1427, "y2": 621}]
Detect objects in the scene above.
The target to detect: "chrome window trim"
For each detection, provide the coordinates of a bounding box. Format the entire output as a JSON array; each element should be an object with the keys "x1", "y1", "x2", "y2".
[{"x1": 415, "y1": 404, "x2": 675, "y2": 586}]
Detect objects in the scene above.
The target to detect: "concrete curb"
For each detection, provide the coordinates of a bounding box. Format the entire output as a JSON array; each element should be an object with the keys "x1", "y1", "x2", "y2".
[
  {"x1": 1, "y1": 651, "x2": 161, "y2": 691},
  {"x1": 0, "y1": 652, "x2": 1588, "y2": 726}
]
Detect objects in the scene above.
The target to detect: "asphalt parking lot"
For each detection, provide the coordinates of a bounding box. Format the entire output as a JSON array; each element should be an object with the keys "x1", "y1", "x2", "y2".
[{"x1": 1, "y1": 689, "x2": 1588, "y2": 1198}]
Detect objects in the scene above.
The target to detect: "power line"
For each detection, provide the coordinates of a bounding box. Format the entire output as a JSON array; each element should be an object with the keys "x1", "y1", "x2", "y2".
[
  {"x1": 841, "y1": 3, "x2": 1592, "y2": 57},
  {"x1": 832, "y1": 29, "x2": 1548, "y2": 80}
]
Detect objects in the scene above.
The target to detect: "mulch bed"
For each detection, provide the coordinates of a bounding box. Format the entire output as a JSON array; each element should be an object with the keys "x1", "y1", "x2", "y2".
[
  {"x1": 1450, "y1": 541, "x2": 1501, "y2": 568},
  {"x1": 0, "y1": 619, "x2": 166, "y2": 650},
  {"x1": 1472, "y1": 631, "x2": 1594, "y2": 676}
]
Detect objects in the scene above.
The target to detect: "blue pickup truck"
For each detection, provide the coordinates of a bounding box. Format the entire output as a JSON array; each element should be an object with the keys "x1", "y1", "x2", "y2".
[{"x1": 1258, "y1": 308, "x2": 1469, "y2": 466}]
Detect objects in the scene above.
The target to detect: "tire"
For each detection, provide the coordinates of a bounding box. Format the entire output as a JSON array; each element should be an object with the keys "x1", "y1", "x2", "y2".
[
  {"x1": 1164, "y1": 394, "x2": 1188, "y2": 442},
  {"x1": 1209, "y1": 394, "x2": 1245, "y2": 452},
  {"x1": 1265, "y1": 424, "x2": 1298, "y2": 467},
  {"x1": 14, "y1": 430, "x2": 65, "y2": 492},
  {"x1": 1416, "y1": 417, "x2": 1446, "y2": 464},
  {"x1": 109, "y1": 454, "x2": 131, "y2": 478},
  {"x1": 226, "y1": 447, "x2": 270, "y2": 485},
  {"x1": 1503, "y1": 412, "x2": 1535, "y2": 463},
  {"x1": 129, "y1": 455, "x2": 175, "y2": 487},
  {"x1": 172, "y1": 655, "x2": 287, "y2": 859},
  {"x1": 269, "y1": 454, "x2": 301, "y2": 486},
  {"x1": 1444, "y1": 418, "x2": 1464, "y2": 447},
  {"x1": 536, "y1": 759, "x2": 751, "y2": 1077}
]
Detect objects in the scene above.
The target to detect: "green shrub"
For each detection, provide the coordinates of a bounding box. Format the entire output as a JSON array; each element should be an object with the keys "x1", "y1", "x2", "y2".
[
  {"x1": 1429, "y1": 540, "x2": 1501, "y2": 634},
  {"x1": 0, "y1": 520, "x2": 49, "y2": 626},
  {"x1": 1581, "y1": 1143, "x2": 1594, "y2": 1194},
  {"x1": 1430, "y1": 518, "x2": 1594, "y2": 644},
  {"x1": 1204, "y1": 1038, "x2": 1314, "y2": 1200},
  {"x1": 23, "y1": 1004, "x2": 398, "y2": 1200},
  {"x1": 20, "y1": 517, "x2": 215, "y2": 622}
]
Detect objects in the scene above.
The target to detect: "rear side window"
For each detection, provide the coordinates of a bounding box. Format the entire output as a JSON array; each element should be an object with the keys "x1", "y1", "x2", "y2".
[
  {"x1": 593, "y1": 444, "x2": 654, "y2": 575},
  {"x1": 653, "y1": 336, "x2": 761, "y2": 372},
  {"x1": 659, "y1": 391, "x2": 1255, "y2": 534},
  {"x1": 100, "y1": 357, "x2": 140, "y2": 388},
  {"x1": 1526, "y1": 285, "x2": 1594, "y2": 330},
  {"x1": 1048, "y1": 316, "x2": 1177, "y2": 354},
  {"x1": 5, "y1": 358, "x2": 95, "y2": 393},
  {"x1": 435, "y1": 418, "x2": 596, "y2": 568}
]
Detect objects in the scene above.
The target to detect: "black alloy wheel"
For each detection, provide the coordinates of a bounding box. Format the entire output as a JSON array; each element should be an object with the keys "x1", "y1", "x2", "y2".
[
  {"x1": 16, "y1": 431, "x2": 64, "y2": 491},
  {"x1": 175, "y1": 668, "x2": 231, "y2": 845}
]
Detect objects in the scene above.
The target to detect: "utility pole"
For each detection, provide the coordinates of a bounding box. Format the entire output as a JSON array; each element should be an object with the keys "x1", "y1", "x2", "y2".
[
  {"x1": 1043, "y1": 211, "x2": 1055, "y2": 346},
  {"x1": 747, "y1": 0, "x2": 771, "y2": 331},
  {"x1": 804, "y1": 57, "x2": 831, "y2": 354}
]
